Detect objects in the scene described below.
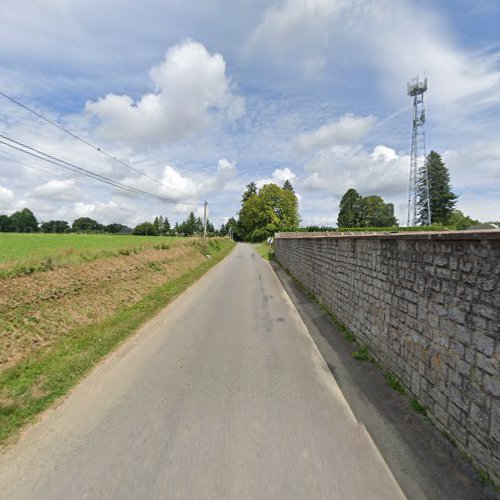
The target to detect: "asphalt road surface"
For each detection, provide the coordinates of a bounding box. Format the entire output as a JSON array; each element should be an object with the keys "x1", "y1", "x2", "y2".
[{"x1": 0, "y1": 243, "x2": 405, "y2": 499}]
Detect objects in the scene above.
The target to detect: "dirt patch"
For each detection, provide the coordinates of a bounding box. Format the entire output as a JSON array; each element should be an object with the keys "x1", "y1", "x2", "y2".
[{"x1": 0, "y1": 242, "x2": 207, "y2": 373}]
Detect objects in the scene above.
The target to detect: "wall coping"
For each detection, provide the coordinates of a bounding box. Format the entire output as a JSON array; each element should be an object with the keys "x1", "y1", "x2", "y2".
[{"x1": 275, "y1": 230, "x2": 500, "y2": 241}]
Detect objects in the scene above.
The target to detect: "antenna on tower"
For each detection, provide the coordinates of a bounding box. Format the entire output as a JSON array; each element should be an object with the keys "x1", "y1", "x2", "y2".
[{"x1": 407, "y1": 75, "x2": 431, "y2": 226}]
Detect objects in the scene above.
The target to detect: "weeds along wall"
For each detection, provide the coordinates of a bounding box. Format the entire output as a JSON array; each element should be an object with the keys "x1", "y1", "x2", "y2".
[{"x1": 275, "y1": 231, "x2": 500, "y2": 482}]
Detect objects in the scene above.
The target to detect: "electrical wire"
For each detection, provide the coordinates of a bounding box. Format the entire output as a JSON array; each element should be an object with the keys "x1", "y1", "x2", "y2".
[
  {"x1": 0, "y1": 90, "x2": 205, "y2": 203},
  {"x1": 0, "y1": 134, "x2": 202, "y2": 206}
]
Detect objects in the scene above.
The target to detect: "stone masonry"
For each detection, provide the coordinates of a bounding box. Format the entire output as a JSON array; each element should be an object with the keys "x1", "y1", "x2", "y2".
[{"x1": 275, "y1": 231, "x2": 500, "y2": 482}]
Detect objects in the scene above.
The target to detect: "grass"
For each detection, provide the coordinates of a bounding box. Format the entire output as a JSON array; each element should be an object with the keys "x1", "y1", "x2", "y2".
[
  {"x1": 254, "y1": 242, "x2": 274, "y2": 261},
  {"x1": 0, "y1": 238, "x2": 235, "y2": 445},
  {"x1": 410, "y1": 397, "x2": 428, "y2": 416},
  {"x1": 352, "y1": 345, "x2": 374, "y2": 362},
  {"x1": 384, "y1": 371, "x2": 406, "y2": 396},
  {"x1": 0, "y1": 233, "x2": 184, "y2": 277}
]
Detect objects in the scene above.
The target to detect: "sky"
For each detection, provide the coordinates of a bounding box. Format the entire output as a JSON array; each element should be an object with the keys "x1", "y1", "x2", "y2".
[{"x1": 0, "y1": 0, "x2": 499, "y2": 228}]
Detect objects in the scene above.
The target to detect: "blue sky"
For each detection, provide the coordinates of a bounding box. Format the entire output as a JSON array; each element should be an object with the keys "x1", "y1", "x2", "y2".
[{"x1": 0, "y1": 0, "x2": 499, "y2": 228}]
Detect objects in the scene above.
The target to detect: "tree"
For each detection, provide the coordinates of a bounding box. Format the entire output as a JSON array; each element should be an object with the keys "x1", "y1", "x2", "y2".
[
  {"x1": 419, "y1": 151, "x2": 457, "y2": 225},
  {"x1": 132, "y1": 222, "x2": 158, "y2": 236},
  {"x1": 72, "y1": 217, "x2": 102, "y2": 232},
  {"x1": 105, "y1": 223, "x2": 129, "y2": 234},
  {"x1": 178, "y1": 212, "x2": 198, "y2": 235},
  {"x1": 337, "y1": 188, "x2": 363, "y2": 228},
  {"x1": 0, "y1": 214, "x2": 14, "y2": 232},
  {"x1": 163, "y1": 217, "x2": 171, "y2": 234},
  {"x1": 41, "y1": 220, "x2": 70, "y2": 233},
  {"x1": 241, "y1": 181, "x2": 257, "y2": 203},
  {"x1": 238, "y1": 182, "x2": 300, "y2": 240},
  {"x1": 446, "y1": 210, "x2": 478, "y2": 230},
  {"x1": 283, "y1": 180, "x2": 295, "y2": 192},
  {"x1": 9, "y1": 208, "x2": 38, "y2": 232},
  {"x1": 360, "y1": 196, "x2": 398, "y2": 227}
]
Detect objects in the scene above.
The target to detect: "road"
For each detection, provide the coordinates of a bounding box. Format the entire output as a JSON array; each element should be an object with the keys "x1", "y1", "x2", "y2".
[{"x1": 0, "y1": 243, "x2": 404, "y2": 499}]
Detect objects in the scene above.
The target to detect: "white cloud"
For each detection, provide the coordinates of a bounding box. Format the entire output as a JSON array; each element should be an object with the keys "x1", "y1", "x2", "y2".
[
  {"x1": 249, "y1": 0, "x2": 500, "y2": 117},
  {"x1": 272, "y1": 167, "x2": 296, "y2": 183},
  {"x1": 73, "y1": 198, "x2": 140, "y2": 226},
  {"x1": 295, "y1": 114, "x2": 376, "y2": 154},
  {"x1": 32, "y1": 179, "x2": 81, "y2": 202},
  {"x1": 85, "y1": 41, "x2": 245, "y2": 146},
  {"x1": 256, "y1": 167, "x2": 298, "y2": 189},
  {"x1": 248, "y1": 0, "x2": 345, "y2": 73},
  {"x1": 300, "y1": 144, "x2": 409, "y2": 199},
  {"x1": 0, "y1": 185, "x2": 14, "y2": 210}
]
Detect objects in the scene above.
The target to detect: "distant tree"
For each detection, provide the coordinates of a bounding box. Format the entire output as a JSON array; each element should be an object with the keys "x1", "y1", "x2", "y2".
[
  {"x1": 195, "y1": 216, "x2": 204, "y2": 233},
  {"x1": 360, "y1": 196, "x2": 398, "y2": 227},
  {"x1": 337, "y1": 188, "x2": 363, "y2": 227},
  {"x1": 0, "y1": 214, "x2": 14, "y2": 232},
  {"x1": 41, "y1": 220, "x2": 70, "y2": 233},
  {"x1": 283, "y1": 180, "x2": 295, "y2": 192},
  {"x1": 419, "y1": 151, "x2": 457, "y2": 225},
  {"x1": 163, "y1": 216, "x2": 171, "y2": 234},
  {"x1": 72, "y1": 217, "x2": 102, "y2": 232},
  {"x1": 446, "y1": 210, "x2": 478, "y2": 230},
  {"x1": 132, "y1": 222, "x2": 158, "y2": 236},
  {"x1": 241, "y1": 181, "x2": 258, "y2": 203},
  {"x1": 206, "y1": 221, "x2": 215, "y2": 234},
  {"x1": 105, "y1": 223, "x2": 129, "y2": 234},
  {"x1": 178, "y1": 212, "x2": 198, "y2": 235},
  {"x1": 9, "y1": 208, "x2": 38, "y2": 232}
]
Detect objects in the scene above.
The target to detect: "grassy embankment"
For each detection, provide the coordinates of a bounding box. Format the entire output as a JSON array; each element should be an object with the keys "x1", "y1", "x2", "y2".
[
  {"x1": 253, "y1": 242, "x2": 274, "y2": 261},
  {"x1": 0, "y1": 234, "x2": 235, "y2": 444}
]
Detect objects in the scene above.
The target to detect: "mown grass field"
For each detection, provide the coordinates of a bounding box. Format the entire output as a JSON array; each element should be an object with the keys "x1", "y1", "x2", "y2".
[
  {"x1": 0, "y1": 233, "x2": 183, "y2": 263},
  {"x1": 0, "y1": 233, "x2": 185, "y2": 278}
]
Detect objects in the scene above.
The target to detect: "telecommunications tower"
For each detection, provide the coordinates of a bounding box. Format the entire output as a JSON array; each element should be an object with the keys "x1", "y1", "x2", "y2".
[{"x1": 407, "y1": 76, "x2": 431, "y2": 226}]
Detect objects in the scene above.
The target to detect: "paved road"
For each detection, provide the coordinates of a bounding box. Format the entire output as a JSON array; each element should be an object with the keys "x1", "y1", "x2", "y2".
[{"x1": 0, "y1": 243, "x2": 404, "y2": 499}]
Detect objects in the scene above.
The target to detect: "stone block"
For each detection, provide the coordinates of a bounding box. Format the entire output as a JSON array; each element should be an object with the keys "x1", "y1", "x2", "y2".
[
  {"x1": 491, "y1": 398, "x2": 500, "y2": 443},
  {"x1": 484, "y1": 374, "x2": 500, "y2": 397},
  {"x1": 469, "y1": 402, "x2": 489, "y2": 432},
  {"x1": 472, "y1": 332, "x2": 494, "y2": 356}
]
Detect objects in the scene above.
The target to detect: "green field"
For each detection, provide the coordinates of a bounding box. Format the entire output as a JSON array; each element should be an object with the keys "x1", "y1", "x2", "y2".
[{"x1": 0, "y1": 233, "x2": 185, "y2": 276}]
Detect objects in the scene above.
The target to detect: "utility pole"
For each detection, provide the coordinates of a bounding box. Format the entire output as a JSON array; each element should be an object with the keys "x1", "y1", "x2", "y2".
[
  {"x1": 407, "y1": 75, "x2": 431, "y2": 227},
  {"x1": 203, "y1": 201, "x2": 208, "y2": 242}
]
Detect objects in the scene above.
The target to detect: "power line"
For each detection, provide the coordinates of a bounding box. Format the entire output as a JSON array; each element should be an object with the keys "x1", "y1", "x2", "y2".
[
  {"x1": 0, "y1": 90, "x2": 204, "y2": 203},
  {"x1": 0, "y1": 134, "x2": 202, "y2": 206}
]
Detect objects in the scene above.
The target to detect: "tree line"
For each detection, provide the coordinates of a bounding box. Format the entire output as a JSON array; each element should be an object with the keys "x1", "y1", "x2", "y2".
[
  {"x1": 0, "y1": 209, "x2": 218, "y2": 237},
  {"x1": 223, "y1": 151, "x2": 483, "y2": 241}
]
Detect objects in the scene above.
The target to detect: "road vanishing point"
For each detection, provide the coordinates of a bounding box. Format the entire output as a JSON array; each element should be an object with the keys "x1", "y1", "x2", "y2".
[{"x1": 0, "y1": 244, "x2": 485, "y2": 499}]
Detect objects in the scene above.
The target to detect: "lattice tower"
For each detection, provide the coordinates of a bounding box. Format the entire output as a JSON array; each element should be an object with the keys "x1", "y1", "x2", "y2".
[{"x1": 407, "y1": 76, "x2": 431, "y2": 226}]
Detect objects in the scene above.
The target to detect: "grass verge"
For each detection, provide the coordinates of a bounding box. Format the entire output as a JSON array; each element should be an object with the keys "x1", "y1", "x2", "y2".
[
  {"x1": 0, "y1": 239, "x2": 235, "y2": 446},
  {"x1": 254, "y1": 242, "x2": 275, "y2": 261}
]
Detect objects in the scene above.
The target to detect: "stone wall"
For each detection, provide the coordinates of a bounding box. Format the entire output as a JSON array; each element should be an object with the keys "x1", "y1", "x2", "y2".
[{"x1": 275, "y1": 231, "x2": 500, "y2": 482}]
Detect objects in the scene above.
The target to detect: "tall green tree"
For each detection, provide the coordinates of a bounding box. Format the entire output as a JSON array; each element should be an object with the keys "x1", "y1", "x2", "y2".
[
  {"x1": 241, "y1": 182, "x2": 257, "y2": 203},
  {"x1": 163, "y1": 217, "x2": 171, "y2": 234},
  {"x1": 419, "y1": 151, "x2": 457, "y2": 225},
  {"x1": 283, "y1": 180, "x2": 295, "y2": 192},
  {"x1": 178, "y1": 212, "x2": 198, "y2": 235},
  {"x1": 238, "y1": 182, "x2": 300, "y2": 241},
  {"x1": 337, "y1": 188, "x2": 363, "y2": 228},
  {"x1": 9, "y1": 208, "x2": 38, "y2": 232},
  {"x1": 360, "y1": 196, "x2": 398, "y2": 227}
]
